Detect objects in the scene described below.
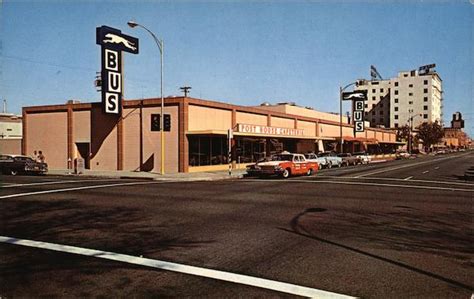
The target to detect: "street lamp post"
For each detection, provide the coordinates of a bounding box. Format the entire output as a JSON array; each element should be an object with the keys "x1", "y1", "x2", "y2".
[
  {"x1": 128, "y1": 21, "x2": 165, "y2": 175},
  {"x1": 339, "y1": 82, "x2": 358, "y2": 153}
]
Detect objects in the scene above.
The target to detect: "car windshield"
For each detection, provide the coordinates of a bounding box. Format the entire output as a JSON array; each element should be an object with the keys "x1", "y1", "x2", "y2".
[
  {"x1": 304, "y1": 154, "x2": 316, "y2": 159},
  {"x1": 319, "y1": 152, "x2": 331, "y2": 157},
  {"x1": 337, "y1": 153, "x2": 348, "y2": 157},
  {"x1": 271, "y1": 154, "x2": 293, "y2": 161}
]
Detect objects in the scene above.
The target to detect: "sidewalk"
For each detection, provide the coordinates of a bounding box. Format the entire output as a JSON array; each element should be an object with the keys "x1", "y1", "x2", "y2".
[{"x1": 47, "y1": 169, "x2": 246, "y2": 182}]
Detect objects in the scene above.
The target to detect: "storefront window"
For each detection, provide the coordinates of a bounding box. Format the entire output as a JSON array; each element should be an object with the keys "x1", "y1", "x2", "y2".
[
  {"x1": 188, "y1": 135, "x2": 228, "y2": 167},
  {"x1": 236, "y1": 138, "x2": 266, "y2": 163}
]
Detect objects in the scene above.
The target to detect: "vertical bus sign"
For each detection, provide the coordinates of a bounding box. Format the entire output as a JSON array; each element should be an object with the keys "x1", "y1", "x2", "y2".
[
  {"x1": 96, "y1": 26, "x2": 139, "y2": 115},
  {"x1": 342, "y1": 90, "x2": 367, "y2": 134}
]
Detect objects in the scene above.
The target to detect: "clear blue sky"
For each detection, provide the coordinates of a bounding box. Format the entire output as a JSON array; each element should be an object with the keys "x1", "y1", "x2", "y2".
[{"x1": 1, "y1": 1, "x2": 472, "y2": 135}]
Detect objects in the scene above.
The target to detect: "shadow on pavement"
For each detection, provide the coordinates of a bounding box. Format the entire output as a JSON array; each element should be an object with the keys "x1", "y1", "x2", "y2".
[{"x1": 282, "y1": 207, "x2": 473, "y2": 292}]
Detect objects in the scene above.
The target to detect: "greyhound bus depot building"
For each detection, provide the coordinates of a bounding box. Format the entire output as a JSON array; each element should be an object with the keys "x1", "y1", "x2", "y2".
[{"x1": 22, "y1": 97, "x2": 399, "y2": 173}]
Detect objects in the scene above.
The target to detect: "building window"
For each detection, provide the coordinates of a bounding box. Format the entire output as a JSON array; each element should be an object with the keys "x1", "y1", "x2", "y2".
[
  {"x1": 380, "y1": 103, "x2": 383, "y2": 108},
  {"x1": 409, "y1": 84, "x2": 413, "y2": 88},
  {"x1": 394, "y1": 115, "x2": 398, "y2": 120},
  {"x1": 424, "y1": 114, "x2": 428, "y2": 119},
  {"x1": 372, "y1": 89, "x2": 376, "y2": 93},
  {"x1": 394, "y1": 90, "x2": 399, "y2": 95},
  {"x1": 394, "y1": 123, "x2": 399, "y2": 128},
  {"x1": 365, "y1": 112, "x2": 368, "y2": 116},
  {"x1": 372, "y1": 81, "x2": 379, "y2": 85},
  {"x1": 404, "y1": 74, "x2": 408, "y2": 77},
  {"x1": 365, "y1": 104, "x2": 368, "y2": 108},
  {"x1": 409, "y1": 93, "x2": 413, "y2": 96},
  {"x1": 380, "y1": 88, "x2": 384, "y2": 93},
  {"x1": 424, "y1": 88, "x2": 428, "y2": 93},
  {"x1": 394, "y1": 107, "x2": 398, "y2": 112},
  {"x1": 424, "y1": 97, "x2": 428, "y2": 102},
  {"x1": 189, "y1": 135, "x2": 228, "y2": 167},
  {"x1": 372, "y1": 111, "x2": 376, "y2": 115},
  {"x1": 379, "y1": 111, "x2": 383, "y2": 115},
  {"x1": 372, "y1": 104, "x2": 375, "y2": 108},
  {"x1": 409, "y1": 101, "x2": 413, "y2": 105},
  {"x1": 372, "y1": 96, "x2": 376, "y2": 101},
  {"x1": 380, "y1": 96, "x2": 383, "y2": 100},
  {"x1": 424, "y1": 80, "x2": 428, "y2": 85},
  {"x1": 424, "y1": 105, "x2": 428, "y2": 110},
  {"x1": 394, "y1": 98, "x2": 399, "y2": 103},
  {"x1": 394, "y1": 82, "x2": 399, "y2": 87}
]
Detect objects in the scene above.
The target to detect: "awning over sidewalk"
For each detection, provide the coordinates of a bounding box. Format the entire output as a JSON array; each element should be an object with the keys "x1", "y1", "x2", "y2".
[
  {"x1": 379, "y1": 140, "x2": 406, "y2": 145},
  {"x1": 340, "y1": 136, "x2": 379, "y2": 144}
]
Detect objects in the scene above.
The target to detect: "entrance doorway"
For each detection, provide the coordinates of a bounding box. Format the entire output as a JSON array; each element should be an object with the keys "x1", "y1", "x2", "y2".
[{"x1": 76, "y1": 142, "x2": 90, "y2": 169}]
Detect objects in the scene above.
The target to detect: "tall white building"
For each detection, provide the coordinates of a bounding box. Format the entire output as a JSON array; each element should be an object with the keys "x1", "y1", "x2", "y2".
[{"x1": 356, "y1": 66, "x2": 443, "y2": 129}]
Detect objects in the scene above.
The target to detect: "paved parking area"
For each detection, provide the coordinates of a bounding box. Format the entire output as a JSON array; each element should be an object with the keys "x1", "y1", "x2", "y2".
[{"x1": 0, "y1": 152, "x2": 472, "y2": 298}]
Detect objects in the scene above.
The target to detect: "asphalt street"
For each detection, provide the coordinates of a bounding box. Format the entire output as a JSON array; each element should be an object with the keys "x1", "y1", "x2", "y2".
[{"x1": 0, "y1": 151, "x2": 472, "y2": 298}]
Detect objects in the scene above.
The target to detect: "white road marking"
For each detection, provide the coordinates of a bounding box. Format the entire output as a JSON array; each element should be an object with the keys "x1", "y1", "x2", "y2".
[
  {"x1": 434, "y1": 167, "x2": 440, "y2": 170},
  {"x1": 0, "y1": 179, "x2": 123, "y2": 189},
  {"x1": 0, "y1": 181, "x2": 160, "y2": 200},
  {"x1": 404, "y1": 176, "x2": 413, "y2": 181},
  {"x1": 422, "y1": 171, "x2": 429, "y2": 174},
  {"x1": 241, "y1": 179, "x2": 474, "y2": 192},
  {"x1": 0, "y1": 236, "x2": 354, "y2": 299},
  {"x1": 317, "y1": 176, "x2": 473, "y2": 187},
  {"x1": 353, "y1": 154, "x2": 466, "y2": 178}
]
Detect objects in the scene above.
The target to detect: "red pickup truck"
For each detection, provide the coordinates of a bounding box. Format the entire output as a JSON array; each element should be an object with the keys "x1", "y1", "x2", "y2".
[{"x1": 246, "y1": 152, "x2": 319, "y2": 178}]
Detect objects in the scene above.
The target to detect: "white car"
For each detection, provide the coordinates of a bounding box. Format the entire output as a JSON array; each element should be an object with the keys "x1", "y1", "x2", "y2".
[
  {"x1": 318, "y1": 152, "x2": 343, "y2": 168},
  {"x1": 304, "y1": 153, "x2": 328, "y2": 169},
  {"x1": 353, "y1": 151, "x2": 372, "y2": 164}
]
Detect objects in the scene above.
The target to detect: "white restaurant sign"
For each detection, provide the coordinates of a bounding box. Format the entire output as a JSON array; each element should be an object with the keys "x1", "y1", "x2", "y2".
[{"x1": 237, "y1": 124, "x2": 304, "y2": 137}]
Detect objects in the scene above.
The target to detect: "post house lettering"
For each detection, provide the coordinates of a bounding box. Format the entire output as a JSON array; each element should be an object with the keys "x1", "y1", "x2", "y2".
[{"x1": 237, "y1": 124, "x2": 303, "y2": 137}]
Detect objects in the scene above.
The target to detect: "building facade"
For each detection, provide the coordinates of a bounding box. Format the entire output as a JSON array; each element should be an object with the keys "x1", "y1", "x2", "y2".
[
  {"x1": 22, "y1": 97, "x2": 399, "y2": 173},
  {"x1": 356, "y1": 68, "x2": 443, "y2": 129},
  {"x1": 0, "y1": 113, "x2": 23, "y2": 155}
]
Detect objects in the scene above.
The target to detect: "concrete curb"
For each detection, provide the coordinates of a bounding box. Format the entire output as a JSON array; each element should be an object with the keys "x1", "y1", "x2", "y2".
[{"x1": 46, "y1": 170, "x2": 245, "y2": 182}]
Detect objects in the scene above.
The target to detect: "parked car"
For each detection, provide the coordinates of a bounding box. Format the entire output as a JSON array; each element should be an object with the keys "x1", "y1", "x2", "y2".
[
  {"x1": 0, "y1": 154, "x2": 48, "y2": 175},
  {"x1": 337, "y1": 153, "x2": 361, "y2": 166},
  {"x1": 246, "y1": 152, "x2": 318, "y2": 178},
  {"x1": 304, "y1": 153, "x2": 328, "y2": 169},
  {"x1": 353, "y1": 151, "x2": 372, "y2": 164},
  {"x1": 318, "y1": 152, "x2": 343, "y2": 168}
]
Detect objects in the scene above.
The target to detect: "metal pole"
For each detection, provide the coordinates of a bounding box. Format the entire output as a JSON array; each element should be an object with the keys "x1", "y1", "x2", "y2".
[
  {"x1": 339, "y1": 86, "x2": 343, "y2": 153},
  {"x1": 160, "y1": 39, "x2": 165, "y2": 175}
]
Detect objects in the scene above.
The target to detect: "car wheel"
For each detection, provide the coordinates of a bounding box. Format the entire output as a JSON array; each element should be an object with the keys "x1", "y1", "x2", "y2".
[
  {"x1": 10, "y1": 169, "x2": 18, "y2": 176},
  {"x1": 281, "y1": 168, "x2": 291, "y2": 179},
  {"x1": 307, "y1": 168, "x2": 313, "y2": 176}
]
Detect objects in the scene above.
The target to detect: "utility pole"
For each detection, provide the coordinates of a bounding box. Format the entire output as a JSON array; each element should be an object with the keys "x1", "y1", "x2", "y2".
[{"x1": 180, "y1": 86, "x2": 192, "y2": 97}]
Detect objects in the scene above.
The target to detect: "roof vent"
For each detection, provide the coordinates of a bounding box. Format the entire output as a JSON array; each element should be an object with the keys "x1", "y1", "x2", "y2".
[{"x1": 260, "y1": 102, "x2": 271, "y2": 106}]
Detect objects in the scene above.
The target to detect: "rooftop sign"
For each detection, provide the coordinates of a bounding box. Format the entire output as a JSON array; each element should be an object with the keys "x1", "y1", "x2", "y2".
[{"x1": 96, "y1": 26, "x2": 139, "y2": 115}]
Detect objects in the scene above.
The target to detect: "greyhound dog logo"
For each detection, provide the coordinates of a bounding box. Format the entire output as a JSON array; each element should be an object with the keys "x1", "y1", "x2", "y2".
[
  {"x1": 103, "y1": 33, "x2": 136, "y2": 51},
  {"x1": 344, "y1": 92, "x2": 366, "y2": 100}
]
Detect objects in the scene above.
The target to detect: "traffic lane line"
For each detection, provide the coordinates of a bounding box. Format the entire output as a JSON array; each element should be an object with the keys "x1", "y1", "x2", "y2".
[
  {"x1": 240, "y1": 179, "x2": 474, "y2": 193},
  {"x1": 330, "y1": 176, "x2": 474, "y2": 187},
  {"x1": 0, "y1": 178, "x2": 126, "y2": 189},
  {"x1": 0, "y1": 236, "x2": 355, "y2": 299},
  {"x1": 0, "y1": 181, "x2": 166, "y2": 200},
  {"x1": 353, "y1": 153, "x2": 470, "y2": 178},
  {"x1": 422, "y1": 171, "x2": 430, "y2": 174}
]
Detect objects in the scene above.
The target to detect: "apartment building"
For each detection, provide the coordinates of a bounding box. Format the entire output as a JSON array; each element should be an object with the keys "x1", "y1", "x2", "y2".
[{"x1": 356, "y1": 67, "x2": 443, "y2": 129}]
